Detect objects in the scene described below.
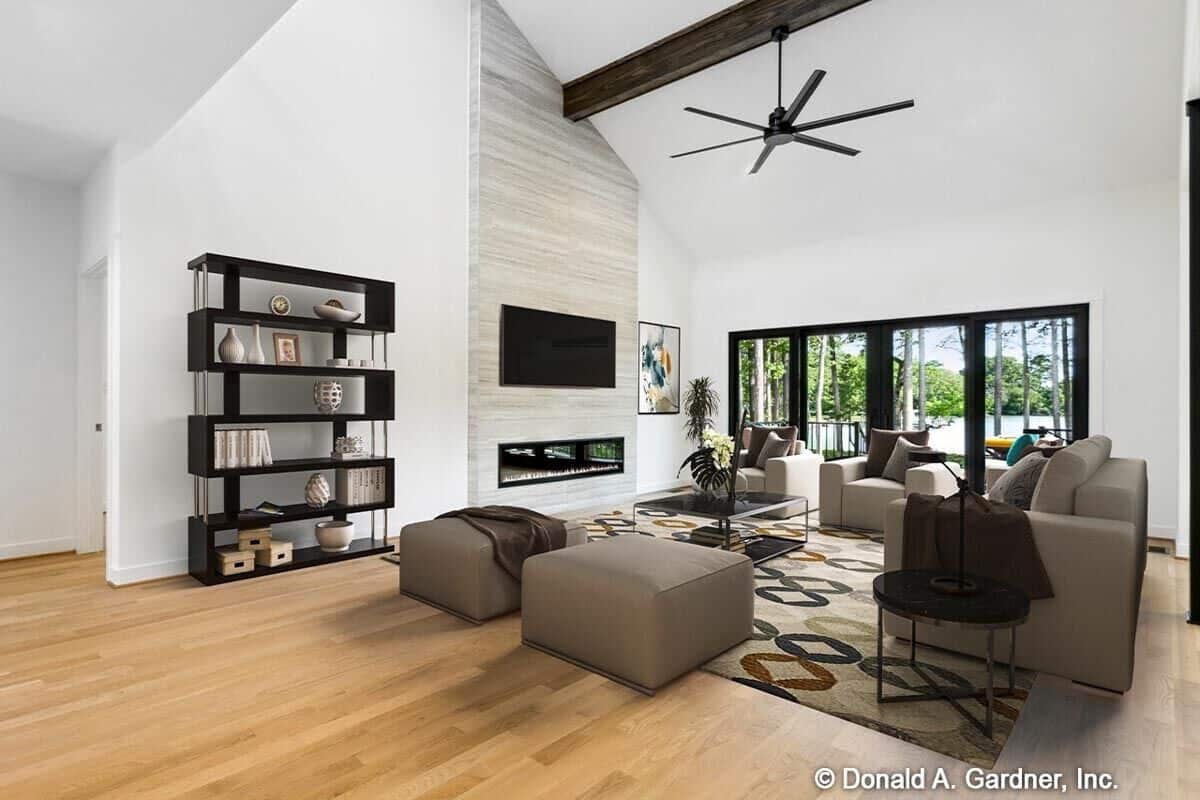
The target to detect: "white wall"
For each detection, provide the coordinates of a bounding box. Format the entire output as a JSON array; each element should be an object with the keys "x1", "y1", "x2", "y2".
[
  {"x1": 1178, "y1": 0, "x2": 1199, "y2": 557},
  {"x1": 692, "y1": 181, "x2": 1181, "y2": 540},
  {"x1": 637, "y1": 200, "x2": 695, "y2": 493},
  {"x1": 0, "y1": 170, "x2": 79, "y2": 558},
  {"x1": 109, "y1": 0, "x2": 469, "y2": 583}
]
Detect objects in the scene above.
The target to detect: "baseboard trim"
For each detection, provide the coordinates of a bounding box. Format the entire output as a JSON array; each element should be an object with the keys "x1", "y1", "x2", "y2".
[
  {"x1": 107, "y1": 558, "x2": 189, "y2": 587},
  {"x1": 0, "y1": 538, "x2": 75, "y2": 561},
  {"x1": 1149, "y1": 524, "x2": 1177, "y2": 540}
]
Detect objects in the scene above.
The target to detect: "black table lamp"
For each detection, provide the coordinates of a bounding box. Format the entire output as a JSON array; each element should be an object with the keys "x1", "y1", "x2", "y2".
[{"x1": 910, "y1": 450, "x2": 978, "y2": 595}]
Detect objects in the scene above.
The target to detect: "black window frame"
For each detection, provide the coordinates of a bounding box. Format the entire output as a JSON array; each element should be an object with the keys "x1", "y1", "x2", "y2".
[{"x1": 729, "y1": 303, "x2": 1090, "y2": 492}]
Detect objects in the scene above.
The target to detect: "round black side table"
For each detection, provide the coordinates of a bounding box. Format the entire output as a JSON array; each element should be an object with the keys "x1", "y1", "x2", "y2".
[{"x1": 873, "y1": 569, "x2": 1031, "y2": 739}]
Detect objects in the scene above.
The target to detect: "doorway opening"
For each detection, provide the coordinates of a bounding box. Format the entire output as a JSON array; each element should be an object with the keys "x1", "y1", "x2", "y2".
[{"x1": 77, "y1": 259, "x2": 108, "y2": 554}]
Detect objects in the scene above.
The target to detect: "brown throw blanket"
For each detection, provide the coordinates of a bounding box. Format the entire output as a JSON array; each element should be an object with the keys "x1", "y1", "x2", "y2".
[
  {"x1": 436, "y1": 506, "x2": 567, "y2": 581},
  {"x1": 902, "y1": 493, "x2": 1054, "y2": 599}
]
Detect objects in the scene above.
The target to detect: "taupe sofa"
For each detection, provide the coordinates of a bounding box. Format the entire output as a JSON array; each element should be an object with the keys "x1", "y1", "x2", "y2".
[
  {"x1": 882, "y1": 435, "x2": 1148, "y2": 693},
  {"x1": 820, "y1": 456, "x2": 960, "y2": 532}
]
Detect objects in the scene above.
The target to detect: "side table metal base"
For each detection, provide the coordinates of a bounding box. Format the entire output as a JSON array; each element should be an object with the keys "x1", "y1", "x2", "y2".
[{"x1": 875, "y1": 609, "x2": 1017, "y2": 739}]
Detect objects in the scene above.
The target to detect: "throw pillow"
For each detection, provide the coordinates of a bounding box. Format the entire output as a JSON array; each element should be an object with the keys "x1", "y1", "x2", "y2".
[
  {"x1": 755, "y1": 431, "x2": 793, "y2": 468},
  {"x1": 1005, "y1": 433, "x2": 1038, "y2": 466},
  {"x1": 746, "y1": 425, "x2": 797, "y2": 466},
  {"x1": 990, "y1": 454, "x2": 1049, "y2": 510},
  {"x1": 881, "y1": 436, "x2": 933, "y2": 484},
  {"x1": 865, "y1": 428, "x2": 930, "y2": 477}
]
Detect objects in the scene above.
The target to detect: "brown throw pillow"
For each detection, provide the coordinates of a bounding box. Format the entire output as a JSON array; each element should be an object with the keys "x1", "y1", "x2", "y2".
[
  {"x1": 746, "y1": 425, "x2": 797, "y2": 466},
  {"x1": 881, "y1": 436, "x2": 933, "y2": 483},
  {"x1": 755, "y1": 431, "x2": 793, "y2": 468},
  {"x1": 865, "y1": 428, "x2": 930, "y2": 477}
]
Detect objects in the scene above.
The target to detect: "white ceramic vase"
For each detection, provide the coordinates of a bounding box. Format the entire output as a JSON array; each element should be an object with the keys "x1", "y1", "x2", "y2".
[
  {"x1": 246, "y1": 323, "x2": 266, "y2": 364},
  {"x1": 313, "y1": 380, "x2": 343, "y2": 414},
  {"x1": 304, "y1": 473, "x2": 331, "y2": 507},
  {"x1": 218, "y1": 327, "x2": 244, "y2": 363},
  {"x1": 315, "y1": 520, "x2": 354, "y2": 552}
]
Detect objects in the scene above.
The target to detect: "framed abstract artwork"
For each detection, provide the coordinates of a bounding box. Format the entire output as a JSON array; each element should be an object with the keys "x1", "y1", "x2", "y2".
[{"x1": 638, "y1": 321, "x2": 681, "y2": 414}]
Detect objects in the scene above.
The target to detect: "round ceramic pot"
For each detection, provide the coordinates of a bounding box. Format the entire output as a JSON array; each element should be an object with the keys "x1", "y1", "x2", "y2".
[{"x1": 315, "y1": 520, "x2": 354, "y2": 552}]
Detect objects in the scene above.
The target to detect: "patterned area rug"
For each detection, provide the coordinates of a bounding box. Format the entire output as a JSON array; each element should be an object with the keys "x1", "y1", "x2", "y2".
[{"x1": 574, "y1": 508, "x2": 1034, "y2": 769}]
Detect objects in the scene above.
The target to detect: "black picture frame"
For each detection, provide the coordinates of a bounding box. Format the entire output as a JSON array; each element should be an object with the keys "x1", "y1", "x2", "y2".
[{"x1": 638, "y1": 321, "x2": 682, "y2": 415}]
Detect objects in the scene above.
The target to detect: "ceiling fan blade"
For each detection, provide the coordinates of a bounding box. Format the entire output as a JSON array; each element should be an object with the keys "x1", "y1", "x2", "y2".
[
  {"x1": 783, "y1": 69, "x2": 826, "y2": 124},
  {"x1": 792, "y1": 133, "x2": 860, "y2": 156},
  {"x1": 792, "y1": 99, "x2": 915, "y2": 133},
  {"x1": 670, "y1": 135, "x2": 762, "y2": 159},
  {"x1": 684, "y1": 107, "x2": 767, "y2": 133},
  {"x1": 748, "y1": 143, "x2": 776, "y2": 175}
]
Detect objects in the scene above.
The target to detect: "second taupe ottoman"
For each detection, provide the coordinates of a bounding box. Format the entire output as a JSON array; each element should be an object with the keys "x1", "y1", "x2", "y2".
[
  {"x1": 521, "y1": 535, "x2": 754, "y2": 694},
  {"x1": 399, "y1": 517, "x2": 588, "y2": 623}
]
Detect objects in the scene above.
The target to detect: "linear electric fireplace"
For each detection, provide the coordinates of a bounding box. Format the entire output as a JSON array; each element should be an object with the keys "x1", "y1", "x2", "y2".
[{"x1": 498, "y1": 437, "x2": 624, "y2": 488}]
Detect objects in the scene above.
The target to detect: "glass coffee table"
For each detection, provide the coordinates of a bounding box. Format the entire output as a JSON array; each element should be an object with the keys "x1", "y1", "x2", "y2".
[{"x1": 632, "y1": 491, "x2": 810, "y2": 565}]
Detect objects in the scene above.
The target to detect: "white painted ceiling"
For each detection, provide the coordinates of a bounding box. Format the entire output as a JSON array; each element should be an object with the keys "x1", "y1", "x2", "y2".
[
  {"x1": 500, "y1": 0, "x2": 1187, "y2": 263},
  {"x1": 0, "y1": 0, "x2": 299, "y2": 182}
]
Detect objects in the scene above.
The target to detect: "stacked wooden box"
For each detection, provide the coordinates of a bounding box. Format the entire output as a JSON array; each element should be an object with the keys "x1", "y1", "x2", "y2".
[{"x1": 215, "y1": 527, "x2": 293, "y2": 575}]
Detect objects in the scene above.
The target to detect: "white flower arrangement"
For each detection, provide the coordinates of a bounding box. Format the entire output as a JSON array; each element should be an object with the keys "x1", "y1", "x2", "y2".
[{"x1": 701, "y1": 427, "x2": 735, "y2": 470}]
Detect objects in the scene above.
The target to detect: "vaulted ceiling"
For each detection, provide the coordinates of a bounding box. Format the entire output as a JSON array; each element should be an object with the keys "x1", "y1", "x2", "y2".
[
  {"x1": 499, "y1": 0, "x2": 1187, "y2": 263},
  {"x1": 0, "y1": 0, "x2": 299, "y2": 182}
]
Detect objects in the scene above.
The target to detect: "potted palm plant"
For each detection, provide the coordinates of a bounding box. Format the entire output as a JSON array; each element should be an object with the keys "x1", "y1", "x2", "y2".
[{"x1": 682, "y1": 377, "x2": 720, "y2": 447}]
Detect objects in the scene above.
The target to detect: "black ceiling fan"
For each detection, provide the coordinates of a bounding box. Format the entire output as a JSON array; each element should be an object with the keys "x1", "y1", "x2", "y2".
[{"x1": 670, "y1": 26, "x2": 914, "y2": 174}]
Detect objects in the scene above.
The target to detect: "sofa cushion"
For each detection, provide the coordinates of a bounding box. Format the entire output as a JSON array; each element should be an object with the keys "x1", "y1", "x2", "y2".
[
  {"x1": 881, "y1": 436, "x2": 933, "y2": 483},
  {"x1": 865, "y1": 429, "x2": 929, "y2": 477},
  {"x1": 842, "y1": 477, "x2": 905, "y2": 531},
  {"x1": 755, "y1": 431, "x2": 793, "y2": 468},
  {"x1": 1030, "y1": 435, "x2": 1112, "y2": 515},
  {"x1": 990, "y1": 452, "x2": 1049, "y2": 510},
  {"x1": 738, "y1": 466, "x2": 766, "y2": 492},
  {"x1": 746, "y1": 425, "x2": 798, "y2": 466}
]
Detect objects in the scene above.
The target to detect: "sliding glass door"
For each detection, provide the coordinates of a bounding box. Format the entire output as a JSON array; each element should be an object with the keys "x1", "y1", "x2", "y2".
[
  {"x1": 984, "y1": 316, "x2": 1077, "y2": 441},
  {"x1": 730, "y1": 304, "x2": 1088, "y2": 489},
  {"x1": 891, "y1": 324, "x2": 966, "y2": 466},
  {"x1": 736, "y1": 336, "x2": 792, "y2": 425},
  {"x1": 806, "y1": 331, "x2": 868, "y2": 459}
]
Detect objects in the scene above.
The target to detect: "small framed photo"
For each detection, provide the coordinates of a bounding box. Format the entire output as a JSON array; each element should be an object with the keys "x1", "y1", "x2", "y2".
[{"x1": 273, "y1": 332, "x2": 301, "y2": 365}]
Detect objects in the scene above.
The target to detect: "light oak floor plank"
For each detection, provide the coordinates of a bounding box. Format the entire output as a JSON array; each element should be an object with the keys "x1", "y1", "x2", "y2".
[{"x1": 0, "y1": 543, "x2": 1195, "y2": 798}]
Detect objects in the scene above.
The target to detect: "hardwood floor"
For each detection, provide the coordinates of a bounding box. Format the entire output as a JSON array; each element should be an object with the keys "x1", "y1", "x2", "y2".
[{"x1": 1, "y1": 546, "x2": 1196, "y2": 798}]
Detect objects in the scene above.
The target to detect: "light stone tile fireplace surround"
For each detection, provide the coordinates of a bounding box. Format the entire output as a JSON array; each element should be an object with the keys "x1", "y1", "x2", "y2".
[{"x1": 467, "y1": 0, "x2": 639, "y2": 513}]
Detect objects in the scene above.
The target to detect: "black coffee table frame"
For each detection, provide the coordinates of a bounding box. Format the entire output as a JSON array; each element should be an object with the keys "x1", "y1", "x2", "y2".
[
  {"x1": 632, "y1": 491, "x2": 810, "y2": 566},
  {"x1": 873, "y1": 570, "x2": 1030, "y2": 739}
]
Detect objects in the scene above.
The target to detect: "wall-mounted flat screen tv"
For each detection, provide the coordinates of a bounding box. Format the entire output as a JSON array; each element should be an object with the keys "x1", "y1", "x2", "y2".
[{"x1": 500, "y1": 305, "x2": 616, "y2": 388}]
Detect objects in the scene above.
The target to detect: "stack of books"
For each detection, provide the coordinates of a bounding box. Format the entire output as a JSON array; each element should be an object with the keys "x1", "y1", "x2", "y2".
[
  {"x1": 335, "y1": 466, "x2": 387, "y2": 505},
  {"x1": 213, "y1": 428, "x2": 273, "y2": 469},
  {"x1": 689, "y1": 527, "x2": 746, "y2": 553}
]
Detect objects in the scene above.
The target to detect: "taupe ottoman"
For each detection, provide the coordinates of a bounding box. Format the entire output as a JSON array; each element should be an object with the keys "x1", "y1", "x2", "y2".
[
  {"x1": 521, "y1": 535, "x2": 754, "y2": 694},
  {"x1": 399, "y1": 517, "x2": 588, "y2": 623}
]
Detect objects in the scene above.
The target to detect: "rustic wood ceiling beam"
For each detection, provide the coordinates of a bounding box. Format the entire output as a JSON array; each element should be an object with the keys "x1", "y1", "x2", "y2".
[{"x1": 562, "y1": 0, "x2": 872, "y2": 121}]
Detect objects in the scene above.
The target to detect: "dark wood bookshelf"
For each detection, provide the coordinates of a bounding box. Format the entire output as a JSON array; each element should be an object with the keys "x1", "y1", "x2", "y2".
[
  {"x1": 192, "y1": 308, "x2": 392, "y2": 336},
  {"x1": 200, "y1": 456, "x2": 394, "y2": 479},
  {"x1": 189, "y1": 538, "x2": 394, "y2": 585},
  {"x1": 202, "y1": 363, "x2": 392, "y2": 377},
  {"x1": 191, "y1": 499, "x2": 395, "y2": 531},
  {"x1": 187, "y1": 253, "x2": 395, "y2": 586}
]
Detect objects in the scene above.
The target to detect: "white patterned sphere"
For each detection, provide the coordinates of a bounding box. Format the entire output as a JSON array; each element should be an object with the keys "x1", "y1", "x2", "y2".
[
  {"x1": 305, "y1": 473, "x2": 331, "y2": 507},
  {"x1": 313, "y1": 380, "x2": 343, "y2": 414}
]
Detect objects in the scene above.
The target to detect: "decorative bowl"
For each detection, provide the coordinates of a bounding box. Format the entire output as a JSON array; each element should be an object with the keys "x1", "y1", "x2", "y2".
[
  {"x1": 315, "y1": 520, "x2": 354, "y2": 552},
  {"x1": 313, "y1": 304, "x2": 361, "y2": 323}
]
